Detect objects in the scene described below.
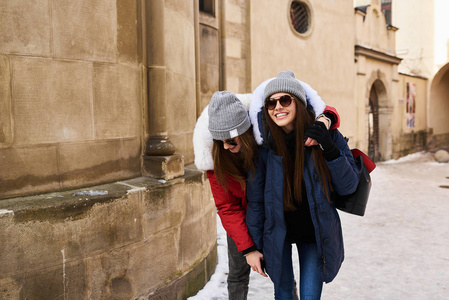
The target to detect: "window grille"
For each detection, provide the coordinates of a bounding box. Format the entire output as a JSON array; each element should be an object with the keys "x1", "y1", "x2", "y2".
[{"x1": 290, "y1": 1, "x2": 310, "y2": 34}]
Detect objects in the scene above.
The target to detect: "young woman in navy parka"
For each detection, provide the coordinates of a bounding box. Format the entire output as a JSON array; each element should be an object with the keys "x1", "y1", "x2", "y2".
[
  {"x1": 245, "y1": 71, "x2": 360, "y2": 299},
  {"x1": 193, "y1": 84, "x2": 340, "y2": 299}
]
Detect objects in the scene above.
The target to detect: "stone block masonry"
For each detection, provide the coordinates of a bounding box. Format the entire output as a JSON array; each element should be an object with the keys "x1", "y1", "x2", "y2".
[{"x1": 0, "y1": 168, "x2": 217, "y2": 300}]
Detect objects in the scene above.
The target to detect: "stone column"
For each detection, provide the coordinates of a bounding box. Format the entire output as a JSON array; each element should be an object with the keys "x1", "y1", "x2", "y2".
[
  {"x1": 194, "y1": 0, "x2": 201, "y2": 118},
  {"x1": 142, "y1": 0, "x2": 184, "y2": 180}
]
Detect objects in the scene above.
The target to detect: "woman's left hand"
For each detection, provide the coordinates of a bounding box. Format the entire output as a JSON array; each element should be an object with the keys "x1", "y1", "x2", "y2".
[
  {"x1": 305, "y1": 121, "x2": 341, "y2": 161},
  {"x1": 305, "y1": 121, "x2": 335, "y2": 152},
  {"x1": 305, "y1": 115, "x2": 330, "y2": 147}
]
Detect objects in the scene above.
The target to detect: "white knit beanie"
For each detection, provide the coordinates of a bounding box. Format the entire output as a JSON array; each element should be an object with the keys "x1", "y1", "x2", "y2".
[{"x1": 208, "y1": 91, "x2": 251, "y2": 140}]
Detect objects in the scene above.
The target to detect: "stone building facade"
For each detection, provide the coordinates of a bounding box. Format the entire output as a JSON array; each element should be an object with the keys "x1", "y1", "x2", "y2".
[
  {"x1": 1, "y1": 0, "x2": 448, "y2": 299},
  {"x1": 1, "y1": 1, "x2": 216, "y2": 299}
]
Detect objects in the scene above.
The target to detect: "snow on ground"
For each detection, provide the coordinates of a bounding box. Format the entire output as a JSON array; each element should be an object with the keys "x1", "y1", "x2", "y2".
[
  {"x1": 72, "y1": 190, "x2": 108, "y2": 196},
  {"x1": 189, "y1": 152, "x2": 449, "y2": 299}
]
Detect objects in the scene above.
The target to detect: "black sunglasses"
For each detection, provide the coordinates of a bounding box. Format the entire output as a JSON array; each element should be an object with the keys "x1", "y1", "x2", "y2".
[
  {"x1": 214, "y1": 139, "x2": 238, "y2": 146},
  {"x1": 264, "y1": 95, "x2": 293, "y2": 110}
]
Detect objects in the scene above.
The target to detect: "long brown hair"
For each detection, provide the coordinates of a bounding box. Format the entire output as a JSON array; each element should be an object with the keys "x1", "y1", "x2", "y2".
[
  {"x1": 263, "y1": 96, "x2": 332, "y2": 211},
  {"x1": 212, "y1": 128, "x2": 258, "y2": 190}
]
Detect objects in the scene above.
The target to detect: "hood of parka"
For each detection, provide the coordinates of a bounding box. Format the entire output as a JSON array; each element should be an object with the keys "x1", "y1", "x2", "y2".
[
  {"x1": 249, "y1": 78, "x2": 326, "y2": 146},
  {"x1": 193, "y1": 93, "x2": 252, "y2": 171}
]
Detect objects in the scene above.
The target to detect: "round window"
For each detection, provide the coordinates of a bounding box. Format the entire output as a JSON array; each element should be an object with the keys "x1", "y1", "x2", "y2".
[{"x1": 290, "y1": 1, "x2": 311, "y2": 35}]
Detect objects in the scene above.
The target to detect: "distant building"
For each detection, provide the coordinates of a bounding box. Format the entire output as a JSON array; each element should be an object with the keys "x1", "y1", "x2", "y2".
[{"x1": 393, "y1": 0, "x2": 449, "y2": 150}]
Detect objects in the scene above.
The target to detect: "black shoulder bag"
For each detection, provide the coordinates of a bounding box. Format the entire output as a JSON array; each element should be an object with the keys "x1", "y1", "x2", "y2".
[{"x1": 334, "y1": 149, "x2": 375, "y2": 216}]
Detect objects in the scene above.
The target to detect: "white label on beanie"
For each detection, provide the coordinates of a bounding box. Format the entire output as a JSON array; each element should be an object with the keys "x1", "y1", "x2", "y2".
[{"x1": 230, "y1": 129, "x2": 238, "y2": 138}]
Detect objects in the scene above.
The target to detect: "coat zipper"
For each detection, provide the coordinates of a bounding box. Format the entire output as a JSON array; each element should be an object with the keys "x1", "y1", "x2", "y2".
[{"x1": 306, "y1": 163, "x2": 328, "y2": 276}]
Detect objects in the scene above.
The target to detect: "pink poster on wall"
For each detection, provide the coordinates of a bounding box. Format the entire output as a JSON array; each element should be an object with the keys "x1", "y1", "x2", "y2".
[{"x1": 406, "y1": 82, "x2": 416, "y2": 128}]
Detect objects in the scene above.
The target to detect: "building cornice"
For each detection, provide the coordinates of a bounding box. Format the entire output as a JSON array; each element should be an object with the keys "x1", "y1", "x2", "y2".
[
  {"x1": 398, "y1": 71, "x2": 428, "y2": 80},
  {"x1": 355, "y1": 45, "x2": 402, "y2": 65},
  {"x1": 387, "y1": 25, "x2": 399, "y2": 31}
]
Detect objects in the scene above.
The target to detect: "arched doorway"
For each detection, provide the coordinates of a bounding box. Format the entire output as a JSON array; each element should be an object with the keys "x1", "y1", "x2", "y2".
[
  {"x1": 367, "y1": 78, "x2": 388, "y2": 162},
  {"x1": 368, "y1": 87, "x2": 379, "y2": 161},
  {"x1": 429, "y1": 63, "x2": 449, "y2": 149}
]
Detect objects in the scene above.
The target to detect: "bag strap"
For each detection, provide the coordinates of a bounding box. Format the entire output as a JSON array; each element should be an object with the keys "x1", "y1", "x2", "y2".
[
  {"x1": 350, "y1": 149, "x2": 376, "y2": 173},
  {"x1": 342, "y1": 137, "x2": 376, "y2": 173}
]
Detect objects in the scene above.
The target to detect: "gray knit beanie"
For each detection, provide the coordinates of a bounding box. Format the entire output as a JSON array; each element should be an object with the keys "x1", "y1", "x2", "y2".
[
  {"x1": 208, "y1": 91, "x2": 251, "y2": 140},
  {"x1": 263, "y1": 70, "x2": 307, "y2": 107}
]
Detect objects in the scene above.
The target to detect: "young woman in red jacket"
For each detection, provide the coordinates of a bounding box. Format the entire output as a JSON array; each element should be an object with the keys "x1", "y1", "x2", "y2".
[{"x1": 193, "y1": 84, "x2": 339, "y2": 299}]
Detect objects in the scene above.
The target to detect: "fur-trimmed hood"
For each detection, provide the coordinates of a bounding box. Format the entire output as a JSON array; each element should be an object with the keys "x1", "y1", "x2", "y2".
[
  {"x1": 249, "y1": 78, "x2": 326, "y2": 145},
  {"x1": 193, "y1": 79, "x2": 326, "y2": 170}
]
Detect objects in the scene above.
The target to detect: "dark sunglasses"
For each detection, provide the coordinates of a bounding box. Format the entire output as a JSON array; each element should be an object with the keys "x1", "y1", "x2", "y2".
[
  {"x1": 264, "y1": 95, "x2": 293, "y2": 110},
  {"x1": 215, "y1": 139, "x2": 238, "y2": 146}
]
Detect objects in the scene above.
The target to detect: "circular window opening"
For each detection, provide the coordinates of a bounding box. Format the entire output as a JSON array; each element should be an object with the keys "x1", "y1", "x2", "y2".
[{"x1": 290, "y1": 1, "x2": 311, "y2": 35}]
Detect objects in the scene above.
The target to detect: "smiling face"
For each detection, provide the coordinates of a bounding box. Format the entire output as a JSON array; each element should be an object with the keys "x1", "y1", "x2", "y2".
[{"x1": 266, "y1": 92, "x2": 297, "y2": 133}]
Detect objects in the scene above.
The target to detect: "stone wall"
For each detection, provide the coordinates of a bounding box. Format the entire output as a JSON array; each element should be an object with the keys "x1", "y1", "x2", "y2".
[
  {"x1": 428, "y1": 132, "x2": 449, "y2": 152},
  {"x1": 164, "y1": 0, "x2": 198, "y2": 165},
  {"x1": 198, "y1": 2, "x2": 221, "y2": 116},
  {"x1": 223, "y1": 0, "x2": 251, "y2": 93},
  {"x1": 0, "y1": 1, "x2": 218, "y2": 298},
  {"x1": 392, "y1": 130, "x2": 429, "y2": 159},
  {"x1": 0, "y1": 168, "x2": 216, "y2": 299},
  {"x1": 0, "y1": 0, "x2": 142, "y2": 199}
]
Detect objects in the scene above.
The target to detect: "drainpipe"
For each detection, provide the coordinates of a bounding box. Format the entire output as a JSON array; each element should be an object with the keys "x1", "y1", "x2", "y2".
[{"x1": 141, "y1": 0, "x2": 184, "y2": 180}]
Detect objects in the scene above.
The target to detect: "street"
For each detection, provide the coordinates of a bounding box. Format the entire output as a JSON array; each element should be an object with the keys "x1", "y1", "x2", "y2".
[{"x1": 190, "y1": 152, "x2": 449, "y2": 299}]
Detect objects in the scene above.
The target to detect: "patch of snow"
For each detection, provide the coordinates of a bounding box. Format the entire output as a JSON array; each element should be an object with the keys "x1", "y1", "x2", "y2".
[
  {"x1": 382, "y1": 151, "x2": 431, "y2": 164},
  {"x1": 126, "y1": 187, "x2": 146, "y2": 194},
  {"x1": 0, "y1": 209, "x2": 14, "y2": 216},
  {"x1": 72, "y1": 190, "x2": 108, "y2": 196}
]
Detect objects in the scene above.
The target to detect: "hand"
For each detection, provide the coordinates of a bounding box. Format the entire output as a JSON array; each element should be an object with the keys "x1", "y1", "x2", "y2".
[
  {"x1": 305, "y1": 116, "x2": 330, "y2": 147},
  {"x1": 245, "y1": 250, "x2": 268, "y2": 277},
  {"x1": 304, "y1": 121, "x2": 335, "y2": 152},
  {"x1": 304, "y1": 137, "x2": 318, "y2": 147}
]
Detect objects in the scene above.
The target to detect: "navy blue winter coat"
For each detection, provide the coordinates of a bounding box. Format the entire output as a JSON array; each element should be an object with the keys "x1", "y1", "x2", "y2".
[{"x1": 246, "y1": 129, "x2": 360, "y2": 286}]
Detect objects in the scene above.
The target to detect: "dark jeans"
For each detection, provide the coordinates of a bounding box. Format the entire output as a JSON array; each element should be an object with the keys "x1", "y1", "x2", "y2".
[{"x1": 227, "y1": 235, "x2": 250, "y2": 300}]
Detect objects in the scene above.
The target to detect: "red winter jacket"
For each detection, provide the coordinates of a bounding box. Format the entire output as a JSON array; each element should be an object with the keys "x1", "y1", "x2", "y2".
[
  {"x1": 207, "y1": 170, "x2": 255, "y2": 253},
  {"x1": 325, "y1": 105, "x2": 340, "y2": 130}
]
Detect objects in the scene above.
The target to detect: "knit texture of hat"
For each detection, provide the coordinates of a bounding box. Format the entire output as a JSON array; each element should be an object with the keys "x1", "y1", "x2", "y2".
[
  {"x1": 263, "y1": 70, "x2": 307, "y2": 107},
  {"x1": 208, "y1": 91, "x2": 251, "y2": 140}
]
